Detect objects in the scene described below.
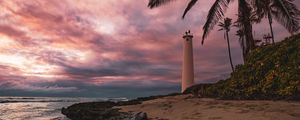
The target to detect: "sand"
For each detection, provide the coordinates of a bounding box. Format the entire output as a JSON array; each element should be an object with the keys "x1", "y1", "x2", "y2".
[{"x1": 116, "y1": 94, "x2": 300, "y2": 120}]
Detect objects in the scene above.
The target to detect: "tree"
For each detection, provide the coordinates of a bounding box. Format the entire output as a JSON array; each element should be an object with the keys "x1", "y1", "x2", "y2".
[
  {"x1": 147, "y1": 0, "x2": 300, "y2": 55},
  {"x1": 235, "y1": 8, "x2": 259, "y2": 60},
  {"x1": 202, "y1": 0, "x2": 255, "y2": 54},
  {"x1": 237, "y1": 0, "x2": 255, "y2": 54},
  {"x1": 252, "y1": 0, "x2": 300, "y2": 44},
  {"x1": 236, "y1": 29, "x2": 246, "y2": 60},
  {"x1": 218, "y1": 18, "x2": 235, "y2": 72},
  {"x1": 148, "y1": 0, "x2": 256, "y2": 56}
]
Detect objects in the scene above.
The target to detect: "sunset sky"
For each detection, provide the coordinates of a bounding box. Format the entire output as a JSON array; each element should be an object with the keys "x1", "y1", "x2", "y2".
[{"x1": 0, "y1": 0, "x2": 299, "y2": 98}]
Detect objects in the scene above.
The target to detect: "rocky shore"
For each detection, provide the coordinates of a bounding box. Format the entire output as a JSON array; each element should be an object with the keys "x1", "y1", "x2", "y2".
[
  {"x1": 61, "y1": 93, "x2": 300, "y2": 120},
  {"x1": 61, "y1": 93, "x2": 180, "y2": 120}
]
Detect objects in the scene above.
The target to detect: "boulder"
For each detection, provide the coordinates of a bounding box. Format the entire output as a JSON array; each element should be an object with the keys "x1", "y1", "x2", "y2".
[{"x1": 130, "y1": 112, "x2": 148, "y2": 120}]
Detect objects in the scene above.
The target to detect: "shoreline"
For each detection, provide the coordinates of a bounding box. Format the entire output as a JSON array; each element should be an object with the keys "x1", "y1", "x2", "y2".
[
  {"x1": 61, "y1": 94, "x2": 300, "y2": 120},
  {"x1": 61, "y1": 93, "x2": 180, "y2": 120}
]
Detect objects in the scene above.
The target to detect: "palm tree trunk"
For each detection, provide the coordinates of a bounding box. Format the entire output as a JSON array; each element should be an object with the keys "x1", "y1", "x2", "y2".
[
  {"x1": 241, "y1": 37, "x2": 246, "y2": 62},
  {"x1": 226, "y1": 32, "x2": 234, "y2": 72},
  {"x1": 239, "y1": 0, "x2": 255, "y2": 57},
  {"x1": 268, "y1": 12, "x2": 275, "y2": 44}
]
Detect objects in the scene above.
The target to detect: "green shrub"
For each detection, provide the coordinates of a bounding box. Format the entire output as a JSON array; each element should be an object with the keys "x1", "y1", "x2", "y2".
[{"x1": 186, "y1": 34, "x2": 300, "y2": 100}]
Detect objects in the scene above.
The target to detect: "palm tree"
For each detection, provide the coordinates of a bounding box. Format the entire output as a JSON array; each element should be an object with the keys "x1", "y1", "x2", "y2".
[
  {"x1": 252, "y1": 0, "x2": 300, "y2": 44},
  {"x1": 147, "y1": 0, "x2": 300, "y2": 54},
  {"x1": 148, "y1": 0, "x2": 255, "y2": 55},
  {"x1": 236, "y1": 29, "x2": 246, "y2": 60},
  {"x1": 235, "y1": 9, "x2": 260, "y2": 60},
  {"x1": 237, "y1": 0, "x2": 256, "y2": 54},
  {"x1": 218, "y1": 18, "x2": 234, "y2": 72}
]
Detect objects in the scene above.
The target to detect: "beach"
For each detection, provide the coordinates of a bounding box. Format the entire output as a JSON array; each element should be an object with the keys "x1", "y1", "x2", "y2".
[{"x1": 117, "y1": 94, "x2": 300, "y2": 120}]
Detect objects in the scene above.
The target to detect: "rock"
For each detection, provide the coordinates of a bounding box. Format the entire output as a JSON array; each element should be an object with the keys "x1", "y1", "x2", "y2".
[
  {"x1": 130, "y1": 112, "x2": 148, "y2": 120},
  {"x1": 61, "y1": 93, "x2": 180, "y2": 120},
  {"x1": 61, "y1": 102, "x2": 132, "y2": 120}
]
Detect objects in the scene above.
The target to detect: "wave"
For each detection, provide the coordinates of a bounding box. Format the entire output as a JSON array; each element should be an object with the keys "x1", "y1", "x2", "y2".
[
  {"x1": 3, "y1": 97, "x2": 38, "y2": 100},
  {"x1": 0, "y1": 97, "x2": 128, "y2": 103},
  {"x1": 0, "y1": 100, "x2": 77, "y2": 103}
]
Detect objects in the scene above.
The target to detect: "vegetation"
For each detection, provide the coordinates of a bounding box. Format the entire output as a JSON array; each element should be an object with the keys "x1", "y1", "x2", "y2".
[
  {"x1": 253, "y1": 0, "x2": 300, "y2": 44},
  {"x1": 148, "y1": 0, "x2": 255, "y2": 55},
  {"x1": 218, "y1": 18, "x2": 235, "y2": 72},
  {"x1": 235, "y1": 30, "x2": 246, "y2": 60},
  {"x1": 148, "y1": 0, "x2": 198, "y2": 19},
  {"x1": 148, "y1": 0, "x2": 300, "y2": 58},
  {"x1": 185, "y1": 34, "x2": 300, "y2": 100},
  {"x1": 236, "y1": 0, "x2": 257, "y2": 58}
]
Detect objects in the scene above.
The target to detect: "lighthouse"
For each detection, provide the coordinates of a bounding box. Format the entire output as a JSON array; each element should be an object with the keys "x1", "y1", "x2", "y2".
[{"x1": 181, "y1": 30, "x2": 195, "y2": 93}]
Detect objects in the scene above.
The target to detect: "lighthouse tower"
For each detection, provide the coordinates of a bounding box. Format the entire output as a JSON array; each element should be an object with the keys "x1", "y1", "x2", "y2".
[{"x1": 181, "y1": 30, "x2": 195, "y2": 93}]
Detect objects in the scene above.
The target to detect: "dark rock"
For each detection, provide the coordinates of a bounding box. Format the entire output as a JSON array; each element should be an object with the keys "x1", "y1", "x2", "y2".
[
  {"x1": 61, "y1": 101, "x2": 132, "y2": 120},
  {"x1": 61, "y1": 93, "x2": 180, "y2": 120},
  {"x1": 130, "y1": 112, "x2": 148, "y2": 120}
]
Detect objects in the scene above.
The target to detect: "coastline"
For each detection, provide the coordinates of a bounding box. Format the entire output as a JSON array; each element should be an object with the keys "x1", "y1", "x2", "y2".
[
  {"x1": 61, "y1": 94, "x2": 300, "y2": 120},
  {"x1": 61, "y1": 93, "x2": 180, "y2": 120}
]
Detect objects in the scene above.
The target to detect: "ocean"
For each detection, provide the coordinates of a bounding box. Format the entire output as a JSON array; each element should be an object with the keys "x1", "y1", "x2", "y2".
[{"x1": 0, "y1": 97, "x2": 128, "y2": 120}]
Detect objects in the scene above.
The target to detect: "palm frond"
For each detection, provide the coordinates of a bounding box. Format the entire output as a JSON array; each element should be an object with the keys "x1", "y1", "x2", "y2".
[
  {"x1": 202, "y1": 0, "x2": 231, "y2": 44},
  {"x1": 218, "y1": 22, "x2": 225, "y2": 27},
  {"x1": 272, "y1": 0, "x2": 300, "y2": 33},
  {"x1": 148, "y1": 0, "x2": 176, "y2": 9},
  {"x1": 252, "y1": 0, "x2": 271, "y2": 18},
  {"x1": 249, "y1": 11, "x2": 261, "y2": 23},
  {"x1": 182, "y1": 0, "x2": 198, "y2": 19}
]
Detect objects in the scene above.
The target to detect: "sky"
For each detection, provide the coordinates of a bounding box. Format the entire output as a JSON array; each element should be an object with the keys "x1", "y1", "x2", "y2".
[{"x1": 0, "y1": 0, "x2": 299, "y2": 98}]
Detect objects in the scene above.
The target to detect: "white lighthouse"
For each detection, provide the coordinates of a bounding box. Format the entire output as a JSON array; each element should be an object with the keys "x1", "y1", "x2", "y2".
[{"x1": 181, "y1": 30, "x2": 195, "y2": 93}]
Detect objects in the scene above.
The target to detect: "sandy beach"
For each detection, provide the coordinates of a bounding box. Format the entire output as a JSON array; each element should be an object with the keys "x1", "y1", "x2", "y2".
[{"x1": 117, "y1": 94, "x2": 300, "y2": 120}]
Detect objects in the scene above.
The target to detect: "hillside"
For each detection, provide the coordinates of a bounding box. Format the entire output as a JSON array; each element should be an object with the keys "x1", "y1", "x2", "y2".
[{"x1": 186, "y1": 34, "x2": 300, "y2": 100}]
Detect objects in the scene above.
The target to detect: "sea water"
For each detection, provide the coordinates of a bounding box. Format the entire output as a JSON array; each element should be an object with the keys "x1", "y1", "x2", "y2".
[{"x1": 0, "y1": 97, "x2": 128, "y2": 120}]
